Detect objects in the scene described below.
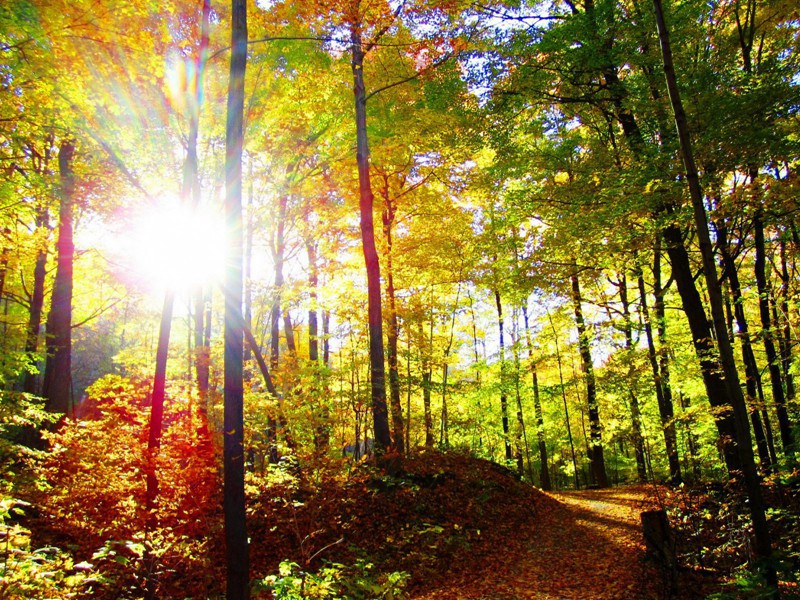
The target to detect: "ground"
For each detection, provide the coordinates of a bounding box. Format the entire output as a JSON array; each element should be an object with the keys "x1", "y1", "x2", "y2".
[{"x1": 409, "y1": 484, "x2": 683, "y2": 600}]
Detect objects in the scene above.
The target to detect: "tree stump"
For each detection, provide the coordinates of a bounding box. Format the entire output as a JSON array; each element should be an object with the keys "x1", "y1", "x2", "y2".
[{"x1": 641, "y1": 509, "x2": 677, "y2": 592}]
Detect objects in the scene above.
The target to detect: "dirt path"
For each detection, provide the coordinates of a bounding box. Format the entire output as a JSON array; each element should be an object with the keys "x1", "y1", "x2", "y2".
[{"x1": 413, "y1": 485, "x2": 679, "y2": 600}]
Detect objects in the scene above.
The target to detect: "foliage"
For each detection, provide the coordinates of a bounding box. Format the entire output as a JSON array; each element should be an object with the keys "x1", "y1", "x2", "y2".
[
  {"x1": 0, "y1": 497, "x2": 94, "y2": 599},
  {"x1": 32, "y1": 375, "x2": 221, "y2": 598},
  {"x1": 257, "y1": 559, "x2": 409, "y2": 600}
]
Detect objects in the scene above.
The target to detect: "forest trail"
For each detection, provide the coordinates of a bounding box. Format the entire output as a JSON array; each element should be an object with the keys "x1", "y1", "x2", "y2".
[{"x1": 412, "y1": 485, "x2": 676, "y2": 600}]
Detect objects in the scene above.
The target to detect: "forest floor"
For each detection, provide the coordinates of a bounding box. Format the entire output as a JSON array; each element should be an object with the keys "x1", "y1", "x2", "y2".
[{"x1": 411, "y1": 484, "x2": 709, "y2": 600}]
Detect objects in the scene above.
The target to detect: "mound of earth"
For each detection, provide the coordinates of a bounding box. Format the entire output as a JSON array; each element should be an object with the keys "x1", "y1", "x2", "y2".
[{"x1": 246, "y1": 450, "x2": 556, "y2": 596}]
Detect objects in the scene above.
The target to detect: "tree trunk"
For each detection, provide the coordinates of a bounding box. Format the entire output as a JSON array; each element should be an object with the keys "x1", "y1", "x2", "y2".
[
  {"x1": 511, "y1": 322, "x2": 532, "y2": 480},
  {"x1": 653, "y1": 0, "x2": 774, "y2": 581},
  {"x1": 778, "y1": 239, "x2": 795, "y2": 405},
  {"x1": 349, "y1": 24, "x2": 391, "y2": 453},
  {"x1": 145, "y1": 291, "x2": 174, "y2": 510},
  {"x1": 267, "y1": 192, "x2": 288, "y2": 464},
  {"x1": 23, "y1": 208, "x2": 48, "y2": 395},
  {"x1": 717, "y1": 220, "x2": 774, "y2": 467},
  {"x1": 619, "y1": 271, "x2": 649, "y2": 482},
  {"x1": 495, "y1": 290, "x2": 513, "y2": 462},
  {"x1": 380, "y1": 177, "x2": 404, "y2": 453},
  {"x1": 677, "y1": 390, "x2": 701, "y2": 481},
  {"x1": 652, "y1": 238, "x2": 692, "y2": 475},
  {"x1": 547, "y1": 309, "x2": 579, "y2": 489},
  {"x1": 754, "y1": 211, "x2": 793, "y2": 452},
  {"x1": 660, "y1": 223, "x2": 741, "y2": 473},
  {"x1": 570, "y1": 270, "x2": 608, "y2": 487},
  {"x1": 192, "y1": 0, "x2": 212, "y2": 407},
  {"x1": 419, "y1": 318, "x2": 433, "y2": 448},
  {"x1": 42, "y1": 140, "x2": 75, "y2": 415},
  {"x1": 523, "y1": 305, "x2": 551, "y2": 490},
  {"x1": 307, "y1": 238, "x2": 329, "y2": 453},
  {"x1": 635, "y1": 257, "x2": 681, "y2": 482},
  {"x1": 223, "y1": 0, "x2": 249, "y2": 593}
]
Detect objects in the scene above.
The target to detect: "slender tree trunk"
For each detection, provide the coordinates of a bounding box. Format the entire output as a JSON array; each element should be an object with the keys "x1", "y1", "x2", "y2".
[
  {"x1": 192, "y1": 0, "x2": 212, "y2": 407},
  {"x1": 380, "y1": 178, "x2": 404, "y2": 452},
  {"x1": 419, "y1": 319, "x2": 433, "y2": 448},
  {"x1": 570, "y1": 271, "x2": 608, "y2": 487},
  {"x1": 495, "y1": 290, "x2": 512, "y2": 462},
  {"x1": 441, "y1": 363, "x2": 449, "y2": 450},
  {"x1": 618, "y1": 271, "x2": 648, "y2": 482},
  {"x1": 635, "y1": 257, "x2": 681, "y2": 482},
  {"x1": 511, "y1": 322, "x2": 532, "y2": 480},
  {"x1": 267, "y1": 193, "x2": 288, "y2": 464},
  {"x1": 652, "y1": 237, "x2": 685, "y2": 469},
  {"x1": 43, "y1": 140, "x2": 75, "y2": 416},
  {"x1": 223, "y1": 0, "x2": 249, "y2": 593},
  {"x1": 146, "y1": 292, "x2": 174, "y2": 510},
  {"x1": 754, "y1": 211, "x2": 793, "y2": 452},
  {"x1": 350, "y1": 23, "x2": 391, "y2": 453},
  {"x1": 244, "y1": 159, "x2": 254, "y2": 364},
  {"x1": 778, "y1": 239, "x2": 795, "y2": 405},
  {"x1": 406, "y1": 327, "x2": 412, "y2": 452},
  {"x1": 24, "y1": 208, "x2": 48, "y2": 395},
  {"x1": 547, "y1": 309, "x2": 579, "y2": 489},
  {"x1": 653, "y1": 0, "x2": 774, "y2": 582},
  {"x1": 523, "y1": 305, "x2": 551, "y2": 490},
  {"x1": 677, "y1": 390, "x2": 701, "y2": 481},
  {"x1": 307, "y1": 239, "x2": 329, "y2": 453},
  {"x1": 718, "y1": 220, "x2": 773, "y2": 467}
]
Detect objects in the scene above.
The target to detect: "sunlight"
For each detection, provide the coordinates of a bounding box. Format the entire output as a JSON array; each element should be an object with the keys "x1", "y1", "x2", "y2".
[{"x1": 123, "y1": 197, "x2": 226, "y2": 294}]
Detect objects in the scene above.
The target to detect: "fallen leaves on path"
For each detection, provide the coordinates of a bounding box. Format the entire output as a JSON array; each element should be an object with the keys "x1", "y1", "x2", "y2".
[{"x1": 412, "y1": 485, "x2": 678, "y2": 600}]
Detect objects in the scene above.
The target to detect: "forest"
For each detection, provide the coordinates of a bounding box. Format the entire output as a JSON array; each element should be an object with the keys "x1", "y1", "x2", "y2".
[{"x1": 0, "y1": 0, "x2": 799, "y2": 597}]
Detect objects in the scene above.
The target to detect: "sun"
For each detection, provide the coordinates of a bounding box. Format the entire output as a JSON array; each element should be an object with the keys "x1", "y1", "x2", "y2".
[{"x1": 122, "y1": 196, "x2": 227, "y2": 295}]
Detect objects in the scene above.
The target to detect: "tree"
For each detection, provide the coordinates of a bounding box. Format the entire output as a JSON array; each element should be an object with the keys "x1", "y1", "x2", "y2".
[
  {"x1": 651, "y1": 0, "x2": 775, "y2": 584},
  {"x1": 42, "y1": 140, "x2": 75, "y2": 415},
  {"x1": 223, "y1": 0, "x2": 249, "y2": 594},
  {"x1": 349, "y1": 9, "x2": 392, "y2": 454}
]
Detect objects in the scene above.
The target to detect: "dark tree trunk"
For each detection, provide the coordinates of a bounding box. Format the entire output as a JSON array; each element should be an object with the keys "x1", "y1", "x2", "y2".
[
  {"x1": 570, "y1": 271, "x2": 608, "y2": 487},
  {"x1": 380, "y1": 178, "x2": 404, "y2": 452},
  {"x1": 43, "y1": 140, "x2": 75, "y2": 415},
  {"x1": 778, "y1": 239, "x2": 795, "y2": 405},
  {"x1": 24, "y1": 207, "x2": 48, "y2": 395},
  {"x1": 754, "y1": 212, "x2": 793, "y2": 452},
  {"x1": 283, "y1": 311, "x2": 297, "y2": 357},
  {"x1": 495, "y1": 290, "x2": 512, "y2": 462},
  {"x1": 661, "y1": 224, "x2": 741, "y2": 473},
  {"x1": 146, "y1": 292, "x2": 175, "y2": 510},
  {"x1": 653, "y1": 0, "x2": 774, "y2": 582},
  {"x1": 717, "y1": 220, "x2": 774, "y2": 467},
  {"x1": 523, "y1": 305, "x2": 551, "y2": 490},
  {"x1": 223, "y1": 0, "x2": 249, "y2": 594},
  {"x1": 350, "y1": 24, "x2": 391, "y2": 454},
  {"x1": 676, "y1": 391, "x2": 701, "y2": 480},
  {"x1": 511, "y1": 325, "x2": 531, "y2": 480},
  {"x1": 652, "y1": 238, "x2": 686, "y2": 471},
  {"x1": 619, "y1": 271, "x2": 649, "y2": 482}
]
